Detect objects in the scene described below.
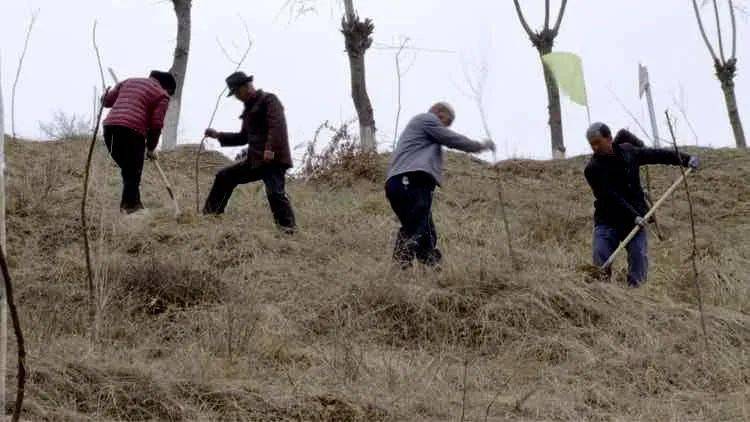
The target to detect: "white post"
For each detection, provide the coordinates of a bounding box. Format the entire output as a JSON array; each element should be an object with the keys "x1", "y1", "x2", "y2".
[
  {"x1": 639, "y1": 64, "x2": 661, "y2": 147},
  {"x1": 645, "y1": 86, "x2": 660, "y2": 147},
  {"x1": 0, "y1": 52, "x2": 8, "y2": 417}
]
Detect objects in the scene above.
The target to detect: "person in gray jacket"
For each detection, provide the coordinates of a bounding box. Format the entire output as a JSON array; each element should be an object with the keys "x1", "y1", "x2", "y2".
[{"x1": 386, "y1": 102, "x2": 495, "y2": 269}]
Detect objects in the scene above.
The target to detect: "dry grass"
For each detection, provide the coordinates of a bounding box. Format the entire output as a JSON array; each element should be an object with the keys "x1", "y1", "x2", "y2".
[{"x1": 3, "y1": 137, "x2": 750, "y2": 421}]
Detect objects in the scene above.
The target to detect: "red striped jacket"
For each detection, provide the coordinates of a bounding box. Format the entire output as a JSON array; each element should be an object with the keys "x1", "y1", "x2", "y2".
[{"x1": 102, "y1": 77, "x2": 170, "y2": 143}]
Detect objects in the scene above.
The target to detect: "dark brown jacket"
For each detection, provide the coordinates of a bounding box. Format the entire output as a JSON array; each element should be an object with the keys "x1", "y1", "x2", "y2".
[{"x1": 218, "y1": 90, "x2": 293, "y2": 168}]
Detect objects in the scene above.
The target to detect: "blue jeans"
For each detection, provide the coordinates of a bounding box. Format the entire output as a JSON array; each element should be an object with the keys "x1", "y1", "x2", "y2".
[{"x1": 593, "y1": 224, "x2": 648, "y2": 287}]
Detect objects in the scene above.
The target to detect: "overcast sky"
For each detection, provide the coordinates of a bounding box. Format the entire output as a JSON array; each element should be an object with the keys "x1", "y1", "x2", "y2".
[{"x1": 1, "y1": 0, "x2": 748, "y2": 162}]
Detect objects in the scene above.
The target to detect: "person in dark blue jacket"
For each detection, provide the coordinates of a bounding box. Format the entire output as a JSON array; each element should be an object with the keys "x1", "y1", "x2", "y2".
[{"x1": 584, "y1": 122, "x2": 699, "y2": 287}]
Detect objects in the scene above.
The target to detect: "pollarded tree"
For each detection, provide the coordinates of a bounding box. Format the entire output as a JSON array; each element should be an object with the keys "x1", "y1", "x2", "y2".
[
  {"x1": 283, "y1": 0, "x2": 377, "y2": 151},
  {"x1": 691, "y1": 0, "x2": 745, "y2": 148},
  {"x1": 512, "y1": 0, "x2": 569, "y2": 159},
  {"x1": 341, "y1": 0, "x2": 376, "y2": 151}
]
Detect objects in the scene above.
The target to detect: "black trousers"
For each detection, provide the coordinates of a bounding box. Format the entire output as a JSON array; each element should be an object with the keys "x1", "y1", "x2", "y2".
[
  {"x1": 204, "y1": 162, "x2": 296, "y2": 230},
  {"x1": 103, "y1": 125, "x2": 146, "y2": 212},
  {"x1": 385, "y1": 171, "x2": 442, "y2": 267}
]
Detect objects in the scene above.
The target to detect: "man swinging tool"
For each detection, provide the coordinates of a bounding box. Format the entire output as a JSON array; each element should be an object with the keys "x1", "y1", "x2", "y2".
[
  {"x1": 386, "y1": 102, "x2": 495, "y2": 269},
  {"x1": 584, "y1": 122, "x2": 700, "y2": 287}
]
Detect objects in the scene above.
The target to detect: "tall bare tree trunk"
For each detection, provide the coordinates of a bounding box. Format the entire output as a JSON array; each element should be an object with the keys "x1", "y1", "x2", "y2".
[
  {"x1": 513, "y1": 0, "x2": 568, "y2": 159},
  {"x1": 538, "y1": 45, "x2": 565, "y2": 159},
  {"x1": 163, "y1": 0, "x2": 191, "y2": 150},
  {"x1": 691, "y1": 0, "x2": 746, "y2": 149},
  {"x1": 717, "y1": 60, "x2": 746, "y2": 148},
  {"x1": 341, "y1": 0, "x2": 376, "y2": 151}
]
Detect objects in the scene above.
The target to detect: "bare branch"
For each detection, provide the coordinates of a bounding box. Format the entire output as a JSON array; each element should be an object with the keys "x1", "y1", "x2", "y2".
[
  {"x1": 216, "y1": 16, "x2": 253, "y2": 67},
  {"x1": 393, "y1": 37, "x2": 410, "y2": 147},
  {"x1": 606, "y1": 85, "x2": 655, "y2": 143},
  {"x1": 665, "y1": 110, "x2": 709, "y2": 351},
  {"x1": 11, "y1": 9, "x2": 39, "y2": 139},
  {"x1": 552, "y1": 0, "x2": 569, "y2": 34},
  {"x1": 672, "y1": 86, "x2": 701, "y2": 146},
  {"x1": 460, "y1": 357, "x2": 469, "y2": 422},
  {"x1": 82, "y1": 18, "x2": 111, "y2": 347},
  {"x1": 713, "y1": 0, "x2": 727, "y2": 63},
  {"x1": 0, "y1": 243, "x2": 27, "y2": 422},
  {"x1": 691, "y1": 0, "x2": 720, "y2": 62},
  {"x1": 544, "y1": 0, "x2": 551, "y2": 30},
  {"x1": 512, "y1": 0, "x2": 536, "y2": 38},
  {"x1": 372, "y1": 42, "x2": 456, "y2": 54},
  {"x1": 729, "y1": 0, "x2": 738, "y2": 59},
  {"x1": 462, "y1": 53, "x2": 518, "y2": 269},
  {"x1": 92, "y1": 21, "x2": 107, "y2": 90},
  {"x1": 276, "y1": 0, "x2": 320, "y2": 22},
  {"x1": 195, "y1": 15, "x2": 253, "y2": 212},
  {"x1": 217, "y1": 38, "x2": 239, "y2": 65}
]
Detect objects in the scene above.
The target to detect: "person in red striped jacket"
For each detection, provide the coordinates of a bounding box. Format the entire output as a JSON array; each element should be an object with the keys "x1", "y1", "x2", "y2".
[{"x1": 101, "y1": 70, "x2": 176, "y2": 213}]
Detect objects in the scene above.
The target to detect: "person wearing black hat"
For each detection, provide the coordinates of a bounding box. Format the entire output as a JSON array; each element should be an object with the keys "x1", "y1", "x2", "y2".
[
  {"x1": 203, "y1": 72, "x2": 296, "y2": 232},
  {"x1": 101, "y1": 70, "x2": 176, "y2": 213},
  {"x1": 584, "y1": 122, "x2": 700, "y2": 287}
]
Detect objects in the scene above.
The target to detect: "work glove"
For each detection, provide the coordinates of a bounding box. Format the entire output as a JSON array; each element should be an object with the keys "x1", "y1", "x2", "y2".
[
  {"x1": 634, "y1": 216, "x2": 647, "y2": 228},
  {"x1": 146, "y1": 149, "x2": 159, "y2": 161},
  {"x1": 688, "y1": 155, "x2": 700, "y2": 170},
  {"x1": 482, "y1": 139, "x2": 496, "y2": 153}
]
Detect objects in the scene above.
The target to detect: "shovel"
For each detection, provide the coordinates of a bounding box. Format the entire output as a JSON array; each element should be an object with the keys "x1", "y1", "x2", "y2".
[
  {"x1": 585, "y1": 168, "x2": 693, "y2": 278},
  {"x1": 150, "y1": 156, "x2": 181, "y2": 217}
]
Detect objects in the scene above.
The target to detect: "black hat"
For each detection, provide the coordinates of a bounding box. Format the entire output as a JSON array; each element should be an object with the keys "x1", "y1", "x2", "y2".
[
  {"x1": 149, "y1": 70, "x2": 177, "y2": 96},
  {"x1": 226, "y1": 71, "x2": 254, "y2": 97}
]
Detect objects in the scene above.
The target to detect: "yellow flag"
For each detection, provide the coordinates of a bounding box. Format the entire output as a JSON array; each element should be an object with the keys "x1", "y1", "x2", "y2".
[{"x1": 541, "y1": 52, "x2": 588, "y2": 107}]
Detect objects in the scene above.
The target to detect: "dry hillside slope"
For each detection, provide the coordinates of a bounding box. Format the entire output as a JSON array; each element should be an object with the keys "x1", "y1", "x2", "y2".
[{"x1": 3, "y1": 137, "x2": 750, "y2": 421}]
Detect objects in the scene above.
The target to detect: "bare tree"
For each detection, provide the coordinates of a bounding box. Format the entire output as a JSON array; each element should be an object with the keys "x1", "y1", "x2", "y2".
[
  {"x1": 463, "y1": 55, "x2": 518, "y2": 270},
  {"x1": 341, "y1": 0, "x2": 377, "y2": 151},
  {"x1": 392, "y1": 37, "x2": 413, "y2": 148},
  {"x1": 162, "y1": 0, "x2": 192, "y2": 150},
  {"x1": 11, "y1": 10, "x2": 39, "y2": 139},
  {"x1": 512, "y1": 0, "x2": 569, "y2": 159},
  {"x1": 82, "y1": 21, "x2": 109, "y2": 346},
  {"x1": 691, "y1": 0, "x2": 745, "y2": 148},
  {"x1": 0, "y1": 52, "x2": 28, "y2": 422},
  {"x1": 665, "y1": 110, "x2": 708, "y2": 350}
]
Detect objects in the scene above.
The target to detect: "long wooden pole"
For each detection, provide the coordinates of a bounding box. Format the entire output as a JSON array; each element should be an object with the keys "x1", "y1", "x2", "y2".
[{"x1": 601, "y1": 168, "x2": 693, "y2": 270}]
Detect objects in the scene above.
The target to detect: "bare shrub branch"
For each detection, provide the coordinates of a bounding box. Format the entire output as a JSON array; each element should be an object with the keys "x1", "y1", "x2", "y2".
[
  {"x1": 665, "y1": 110, "x2": 709, "y2": 351},
  {"x1": 462, "y1": 54, "x2": 518, "y2": 269},
  {"x1": 195, "y1": 16, "x2": 253, "y2": 213},
  {"x1": 39, "y1": 111, "x2": 91, "y2": 141},
  {"x1": 11, "y1": 10, "x2": 40, "y2": 139}
]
